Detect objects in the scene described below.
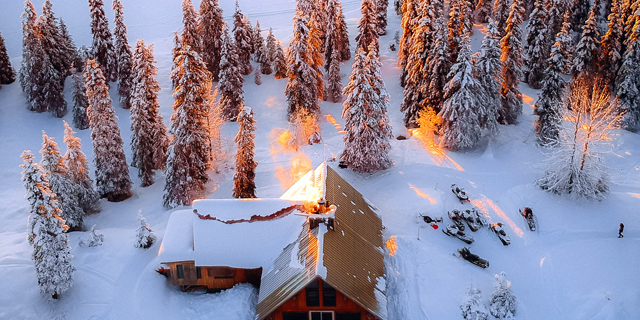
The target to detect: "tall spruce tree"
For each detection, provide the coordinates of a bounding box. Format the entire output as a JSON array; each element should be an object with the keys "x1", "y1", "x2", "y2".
[
  {"x1": 476, "y1": 0, "x2": 494, "y2": 23},
  {"x1": 273, "y1": 40, "x2": 288, "y2": 79},
  {"x1": 601, "y1": 0, "x2": 625, "y2": 81},
  {"x1": 57, "y1": 19, "x2": 79, "y2": 73},
  {"x1": 218, "y1": 24, "x2": 245, "y2": 121},
  {"x1": 40, "y1": 131, "x2": 84, "y2": 231},
  {"x1": 233, "y1": 106, "x2": 258, "y2": 198},
  {"x1": 472, "y1": 19, "x2": 501, "y2": 134},
  {"x1": 398, "y1": 0, "x2": 418, "y2": 87},
  {"x1": 163, "y1": 46, "x2": 212, "y2": 208},
  {"x1": 493, "y1": 0, "x2": 512, "y2": 37},
  {"x1": 21, "y1": 150, "x2": 75, "y2": 300},
  {"x1": 326, "y1": 49, "x2": 343, "y2": 103},
  {"x1": 112, "y1": 0, "x2": 133, "y2": 109},
  {"x1": 38, "y1": 0, "x2": 71, "y2": 77},
  {"x1": 622, "y1": 0, "x2": 638, "y2": 47},
  {"x1": 425, "y1": 16, "x2": 451, "y2": 116},
  {"x1": 85, "y1": 59, "x2": 132, "y2": 201},
  {"x1": 499, "y1": 0, "x2": 525, "y2": 125},
  {"x1": 62, "y1": 121, "x2": 100, "y2": 214},
  {"x1": 439, "y1": 37, "x2": 484, "y2": 151},
  {"x1": 261, "y1": 29, "x2": 275, "y2": 75},
  {"x1": 324, "y1": 0, "x2": 341, "y2": 71},
  {"x1": 308, "y1": 3, "x2": 325, "y2": 101},
  {"x1": 88, "y1": 0, "x2": 116, "y2": 82},
  {"x1": 198, "y1": 0, "x2": 224, "y2": 81},
  {"x1": 286, "y1": 13, "x2": 320, "y2": 123},
  {"x1": 376, "y1": 0, "x2": 389, "y2": 35},
  {"x1": 336, "y1": 1, "x2": 351, "y2": 62},
  {"x1": 617, "y1": 17, "x2": 640, "y2": 131},
  {"x1": 523, "y1": 0, "x2": 549, "y2": 89},
  {"x1": 556, "y1": 11, "x2": 574, "y2": 74},
  {"x1": 448, "y1": 0, "x2": 465, "y2": 63},
  {"x1": 0, "y1": 31, "x2": 16, "y2": 86},
  {"x1": 181, "y1": 0, "x2": 200, "y2": 51},
  {"x1": 253, "y1": 20, "x2": 264, "y2": 62},
  {"x1": 130, "y1": 40, "x2": 168, "y2": 186},
  {"x1": 20, "y1": 0, "x2": 39, "y2": 109},
  {"x1": 341, "y1": 48, "x2": 393, "y2": 173},
  {"x1": 233, "y1": 5, "x2": 253, "y2": 75},
  {"x1": 71, "y1": 73, "x2": 90, "y2": 130},
  {"x1": 546, "y1": 0, "x2": 564, "y2": 38},
  {"x1": 572, "y1": 6, "x2": 601, "y2": 81},
  {"x1": 571, "y1": 0, "x2": 591, "y2": 33}
]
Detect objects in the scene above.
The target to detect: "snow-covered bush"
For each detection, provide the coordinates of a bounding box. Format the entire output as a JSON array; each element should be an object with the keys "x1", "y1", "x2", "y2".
[
  {"x1": 490, "y1": 272, "x2": 517, "y2": 319},
  {"x1": 461, "y1": 285, "x2": 488, "y2": 320},
  {"x1": 79, "y1": 225, "x2": 104, "y2": 247},
  {"x1": 135, "y1": 211, "x2": 156, "y2": 249}
]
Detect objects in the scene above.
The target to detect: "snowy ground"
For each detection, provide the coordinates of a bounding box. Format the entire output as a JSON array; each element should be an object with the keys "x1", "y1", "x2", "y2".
[{"x1": 1, "y1": 0, "x2": 640, "y2": 319}]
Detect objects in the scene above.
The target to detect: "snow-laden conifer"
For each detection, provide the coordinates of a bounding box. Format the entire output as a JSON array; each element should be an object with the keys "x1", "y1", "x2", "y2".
[
  {"x1": 476, "y1": 0, "x2": 493, "y2": 23},
  {"x1": 439, "y1": 37, "x2": 484, "y2": 151},
  {"x1": 375, "y1": 0, "x2": 389, "y2": 36},
  {"x1": 499, "y1": 0, "x2": 524, "y2": 125},
  {"x1": 21, "y1": 150, "x2": 75, "y2": 300},
  {"x1": 571, "y1": 0, "x2": 591, "y2": 33},
  {"x1": 130, "y1": 40, "x2": 168, "y2": 187},
  {"x1": 79, "y1": 225, "x2": 104, "y2": 247},
  {"x1": 447, "y1": 0, "x2": 465, "y2": 63},
  {"x1": 489, "y1": 272, "x2": 517, "y2": 319},
  {"x1": 181, "y1": 0, "x2": 200, "y2": 51},
  {"x1": 253, "y1": 20, "x2": 264, "y2": 62},
  {"x1": 88, "y1": 0, "x2": 116, "y2": 82},
  {"x1": 40, "y1": 131, "x2": 84, "y2": 231},
  {"x1": 425, "y1": 16, "x2": 451, "y2": 116},
  {"x1": 261, "y1": 29, "x2": 275, "y2": 75},
  {"x1": 85, "y1": 59, "x2": 132, "y2": 202},
  {"x1": 398, "y1": 0, "x2": 418, "y2": 87},
  {"x1": 274, "y1": 40, "x2": 288, "y2": 79},
  {"x1": 20, "y1": 0, "x2": 39, "y2": 108},
  {"x1": 135, "y1": 210, "x2": 156, "y2": 249},
  {"x1": 572, "y1": 6, "x2": 601, "y2": 81},
  {"x1": 335, "y1": 1, "x2": 351, "y2": 62},
  {"x1": 38, "y1": 0, "x2": 71, "y2": 77},
  {"x1": 341, "y1": 48, "x2": 393, "y2": 173},
  {"x1": 163, "y1": 46, "x2": 212, "y2": 208},
  {"x1": 324, "y1": 0, "x2": 341, "y2": 72},
  {"x1": 71, "y1": 73, "x2": 90, "y2": 130},
  {"x1": 472, "y1": 19, "x2": 501, "y2": 134},
  {"x1": 57, "y1": 19, "x2": 79, "y2": 73},
  {"x1": 601, "y1": 0, "x2": 625, "y2": 80},
  {"x1": 0, "y1": 31, "x2": 16, "y2": 86},
  {"x1": 218, "y1": 24, "x2": 245, "y2": 121},
  {"x1": 233, "y1": 5, "x2": 253, "y2": 75},
  {"x1": 62, "y1": 121, "x2": 101, "y2": 214},
  {"x1": 308, "y1": 3, "x2": 325, "y2": 101},
  {"x1": 112, "y1": 0, "x2": 133, "y2": 109},
  {"x1": 461, "y1": 285, "x2": 489, "y2": 320},
  {"x1": 555, "y1": 12, "x2": 574, "y2": 74},
  {"x1": 286, "y1": 13, "x2": 320, "y2": 124},
  {"x1": 233, "y1": 106, "x2": 258, "y2": 198},
  {"x1": 493, "y1": 0, "x2": 511, "y2": 37},
  {"x1": 545, "y1": 0, "x2": 564, "y2": 38},
  {"x1": 326, "y1": 49, "x2": 343, "y2": 103},
  {"x1": 617, "y1": 17, "x2": 640, "y2": 131},
  {"x1": 523, "y1": 0, "x2": 549, "y2": 89},
  {"x1": 622, "y1": 0, "x2": 638, "y2": 45},
  {"x1": 198, "y1": 0, "x2": 224, "y2": 81}
]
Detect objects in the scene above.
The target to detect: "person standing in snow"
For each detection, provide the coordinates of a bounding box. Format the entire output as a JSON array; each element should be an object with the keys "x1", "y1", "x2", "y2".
[{"x1": 619, "y1": 223, "x2": 624, "y2": 238}]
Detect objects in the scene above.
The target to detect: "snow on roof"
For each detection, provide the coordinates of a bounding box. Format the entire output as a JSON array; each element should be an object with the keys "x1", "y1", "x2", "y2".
[
  {"x1": 279, "y1": 162, "x2": 326, "y2": 202},
  {"x1": 159, "y1": 199, "x2": 307, "y2": 269}
]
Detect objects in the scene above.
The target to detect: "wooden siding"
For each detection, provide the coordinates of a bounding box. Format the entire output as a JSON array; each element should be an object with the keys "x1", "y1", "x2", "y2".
[
  {"x1": 166, "y1": 261, "x2": 261, "y2": 291},
  {"x1": 266, "y1": 278, "x2": 379, "y2": 320}
]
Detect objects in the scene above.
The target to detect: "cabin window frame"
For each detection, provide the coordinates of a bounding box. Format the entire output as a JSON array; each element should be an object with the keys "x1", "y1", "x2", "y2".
[
  {"x1": 176, "y1": 265, "x2": 184, "y2": 279},
  {"x1": 309, "y1": 310, "x2": 334, "y2": 320},
  {"x1": 322, "y1": 281, "x2": 337, "y2": 307},
  {"x1": 305, "y1": 279, "x2": 320, "y2": 307},
  {"x1": 196, "y1": 267, "x2": 202, "y2": 279}
]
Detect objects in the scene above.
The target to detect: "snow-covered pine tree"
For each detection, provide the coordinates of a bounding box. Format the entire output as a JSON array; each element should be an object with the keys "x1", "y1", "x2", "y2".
[
  {"x1": 130, "y1": 40, "x2": 167, "y2": 187},
  {"x1": 88, "y1": 0, "x2": 116, "y2": 82},
  {"x1": 286, "y1": 13, "x2": 320, "y2": 124},
  {"x1": 253, "y1": 20, "x2": 264, "y2": 62},
  {"x1": 20, "y1": 0, "x2": 39, "y2": 108},
  {"x1": 460, "y1": 285, "x2": 489, "y2": 320},
  {"x1": 438, "y1": 37, "x2": 484, "y2": 151},
  {"x1": 0, "y1": 31, "x2": 16, "y2": 85},
  {"x1": 308, "y1": 2, "x2": 325, "y2": 101},
  {"x1": 85, "y1": 59, "x2": 132, "y2": 202},
  {"x1": 571, "y1": 0, "x2": 591, "y2": 33},
  {"x1": 616, "y1": 16, "x2": 640, "y2": 131},
  {"x1": 572, "y1": 6, "x2": 601, "y2": 82},
  {"x1": 336, "y1": 1, "x2": 351, "y2": 62},
  {"x1": 460, "y1": 0, "x2": 474, "y2": 36},
  {"x1": 489, "y1": 272, "x2": 517, "y2": 319},
  {"x1": 425, "y1": 16, "x2": 451, "y2": 115},
  {"x1": 71, "y1": 73, "x2": 90, "y2": 130},
  {"x1": 40, "y1": 131, "x2": 84, "y2": 231},
  {"x1": 62, "y1": 121, "x2": 100, "y2": 214},
  {"x1": 79, "y1": 225, "x2": 104, "y2": 247},
  {"x1": 476, "y1": 0, "x2": 493, "y2": 23},
  {"x1": 601, "y1": 0, "x2": 625, "y2": 81},
  {"x1": 395, "y1": 0, "x2": 404, "y2": 14},
  {"x1": 233, "y1": 106, "x2": 258, "y2": 198},
  {"x1": 448, "y1": 0, "x2": 465, "y2": 64},
  {"x1": 112, "y1": 0, "x2": 133, "y2": 109},
  {"x1": 545, "y1": 0, "x2": 564, "y2": 38},
  {"x1": 218, "y1": 24, "x2": 245, "y2": 121},
  {"x1": 198, "y1": 0, "x2": 224, "y2": 81},
  {"x1": 538, "y1": 77, "x2": 622, "y2": 199},
  {"x1": 75, "y1": 45, "x2": 92, "y2": 73},
  {"x1": 534, "y1": 25, "x2": 568, "y2": 146},
  {"x1": 233, "y1": 4, "x2": 253, "y2": 75},
  {"x1": 341, "y1": 48, "x2": 393, "y2": 173},
  {"x1": 376, "y1": 0, "x2": 389, "y2": 36},
  {"x1": 324, "y1": 0, "x2": 340, "y2": 72},
  {"x1": 622, "y1": 0, "x2": 638, "y2": 47},
  {"x1": 493, "y1": 0, "x2": 512, "y2": 37},
  {"x1": 21, "y1": 150, "x2": 75, "y2": 300},
  {"x1": 134, "y1": 210, "x2": 156, "y2": 249},
  {"x1": 273, "y1": 40, "x2": 288, "y2": 79},
  {"x1": 261, "y1": 29, "x2": 275, "y2": 75},
  {"x1": 472, "y1": 19, "x2": 501, "y2": 134},
  {"x1": 556, "y1": 11, "x2": 574, "y2": 74},
  {"x1": 58, "y1": 19, "x2": 81, "y2": 73},
  {"x1": 38, "y1": 0, "x2": 71, "y2": 77},
  {"x1": 398, "y1": 0, "x2": 418, "y2": 87},
  {"x1": 163, "y1": 45, "x2": 212, "y2": 208},
  {"x1": 523, "y1": 0, "x2": 549, "y2": 89},
  {"x1": 181, "y1": 0, "x2": 200, "y2": 52},
  {"x1": 326, "y1": 48, "x2": 343, "y2": 103},
  {"x1": 499, "y1": 0, "x2": 525, "y2": 125}
]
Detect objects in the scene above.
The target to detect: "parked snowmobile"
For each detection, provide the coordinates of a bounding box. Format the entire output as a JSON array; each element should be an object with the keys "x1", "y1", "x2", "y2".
[
  {"x1": 421, "y1": 215, "x2": 443, "y2": 224},
  {"x1": 457, "y1": 247, "x2": 489, "y2": 268},
  {"x1": 443, "y1": 224, "x2": 474, "y2": 244},
  {"x1": 448, "y1": 210, "x2": 466, "y2": 231},
  {"x1": 490, "y1": 222, "x2": 511, "y2": 246},
  {"x1": 451, "y1": 184, "x2": 469, "y2": 203},
  {"x1": 519, "y1": 207, "x2": 536, "y2": 231},
  {"x1": 461, "y1": 208, "x2": 485, "y2": 232}
]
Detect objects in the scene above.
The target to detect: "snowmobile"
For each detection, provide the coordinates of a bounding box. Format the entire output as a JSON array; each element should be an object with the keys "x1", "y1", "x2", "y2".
[
  {"x1": 490, "y1": 222, "x2": 511, "y2": 246},
  {"x1": 451, "y1": 184, "x2": 469, "y2": 203},
  {"x1": 448, "y1": 210, "x2": 466, "y2": 231},
  {"x1": 421, "y1": 215, "x2": 443, "y2": 224},
  {"x1": 519, "y1": 207, "x2": 536, "y2": 231},
  {"x1": 457, "y1": 247, "x2": 489, "y2": 268},
  {"x1": 461, "y1": 208, "x2": 486, "y2": 232},
  {"x1": 443, "y1": 224, "x2": 474, "y2": 244}
]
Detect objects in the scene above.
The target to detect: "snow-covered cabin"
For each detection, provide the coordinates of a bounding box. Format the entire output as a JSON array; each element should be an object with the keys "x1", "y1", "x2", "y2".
[{"x1": 158, "y1": 164, "x2": 387, "y2": 320}]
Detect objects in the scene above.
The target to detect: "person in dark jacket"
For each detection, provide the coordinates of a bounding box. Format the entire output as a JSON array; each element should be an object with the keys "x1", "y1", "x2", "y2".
[{"x1": 619, "y1": 223, "x2": 624, "y2": 238}]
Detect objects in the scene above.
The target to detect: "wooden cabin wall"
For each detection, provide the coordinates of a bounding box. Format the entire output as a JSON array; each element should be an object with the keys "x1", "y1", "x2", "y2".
[{"x1": 166, "y1": 262, "x2": 261, "y2": 291}]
